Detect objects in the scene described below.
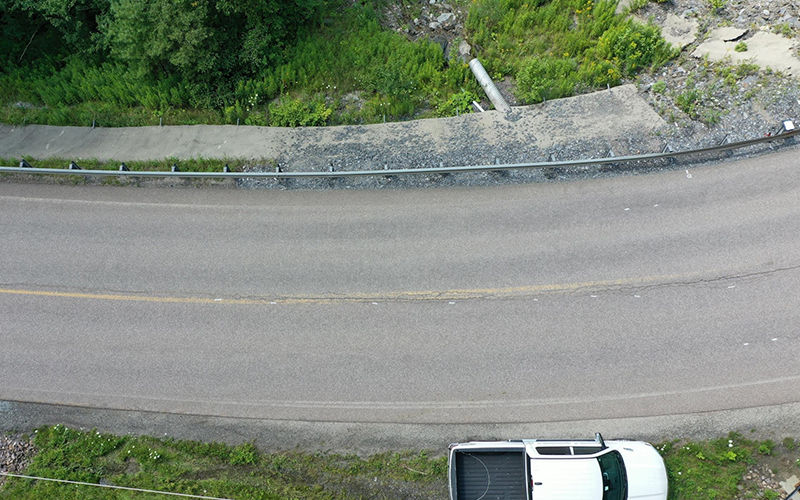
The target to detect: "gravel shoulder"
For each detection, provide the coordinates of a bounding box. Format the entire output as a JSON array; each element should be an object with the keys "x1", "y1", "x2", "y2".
[{"x1": 0, "y1": 84, "x2": 665, "y2": 172}]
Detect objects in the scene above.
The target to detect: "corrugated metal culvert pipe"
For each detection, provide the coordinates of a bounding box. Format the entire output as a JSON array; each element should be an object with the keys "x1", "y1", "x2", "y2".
[{"x1": 468, "y1": 58, "x2": 511, "y2": 113}]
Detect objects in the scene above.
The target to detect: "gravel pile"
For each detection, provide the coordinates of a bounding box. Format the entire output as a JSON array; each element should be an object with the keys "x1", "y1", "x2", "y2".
[
  {"x1": 0, "y1": 435, "x2": 35, "y2": 487},
  {"x1": 735, "y1": 464, "x2": 788, "y2": 500}
]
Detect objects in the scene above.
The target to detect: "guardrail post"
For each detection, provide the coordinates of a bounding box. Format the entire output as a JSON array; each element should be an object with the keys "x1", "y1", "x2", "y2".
[
  {"x1": 544, "y1": 154, "x2": 558, "y2": 180},
  {"x1": 605, "y1": 149, "x2": 619, "y2": 168},
  {"x1": 718, "y1": 135, "x2": 734, "y2": 157},
  {"x1": 171, "y1": 164, "x2": 179, "y2": 172},
  {"x1": 119, "y1": 163, "x2": 129, "y2": 171},
  {"x1": 327, "y1": 164, "x2": 343, "y2": 186},
  {"x1": 780, "y1": 120, "x2": 796, "y2": 144},
  {"x1": 492, "y1": 157, "x2": 508, "y2": 176},
  {"x1": 661, "y1": 144, "x2": 676, "y2": 165},
  {"x1": 69, "y1": 161, "x2": 81, "y2": 170},
  {"x1": 223, "y1": 164, "x2": 230, "y2": 173},
  {"x1": 19, "y1": 160, "x2": 32, "y2": 168}
]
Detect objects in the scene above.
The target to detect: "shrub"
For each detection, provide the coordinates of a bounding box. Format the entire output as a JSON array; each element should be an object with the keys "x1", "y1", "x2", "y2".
[
  {"x1": 229, "y1": 442, "x2": 259, "y2": 465},
  {"x1": 700, "y1": 107, "x2": 723, "y2": 125},
  {"x1": 735, "y1": 62, "x2": 759, "y2": 78},
  {"x1": 676, "y1": 88, "x2": 702, "y2": 117},
  {"x1": 268, "y1": 97, "x2": 332, "y2": 127},
  {"x1": 436, "y1": 90, "x2": 480, "y2": 116},
  {"x1": 224, "y1": 101, "x2": 246, "y2": 124},
  {"x1": 774, "y1": 23, "x2": 793, "y2": 37},
  {"x1": 757, "y1": 440, "x2": 775, "y2": 455},
  {"x1": 595, "y1": 20, "x2": 675, "y2": 78},
  {"x1": 708, "y1": 0, "x2": 727, "y2": 12},
  {"x1": 517, "y1": 56, "x2": 579, "y2": 103},
  {"x1": 626, "y1": 0, "x2": 649, "y2": 12},
  {"x1": 244, "y1": 110, "x2": 269, "y2": 126},
  {"x1": 735, "y1": 41, "x2": 748, "y2": 52},
  {"x1": 466, "y1": 0, "x2": 675, "y2": 105}
]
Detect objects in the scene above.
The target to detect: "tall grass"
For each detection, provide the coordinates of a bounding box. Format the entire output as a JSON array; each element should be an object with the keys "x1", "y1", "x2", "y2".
[
  {"x1": 0, "y1": 425, "x2": 447, "y2": 500},
  {"x1": 230, "y1": 10, "x2": 478, "y2": 124},
  {"x1": 0, "y1": 0, "x2": 674, "y2": 126},
  {"x1": 0, "y1": 3, "x2": 478, "y2": 127},
  {"x1": 466, "y1": 0, "x2": 676, "y2": 103}
]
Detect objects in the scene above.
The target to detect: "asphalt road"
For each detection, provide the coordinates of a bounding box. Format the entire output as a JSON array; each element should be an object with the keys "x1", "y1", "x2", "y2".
[{"x1": 2, "y1": 150, "x2": 800, "y2": 430}]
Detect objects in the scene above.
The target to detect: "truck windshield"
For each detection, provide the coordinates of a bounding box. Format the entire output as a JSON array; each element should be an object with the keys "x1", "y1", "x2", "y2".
[{"x1": 596, "y1": 450, "x2": 627, "y2": 500}]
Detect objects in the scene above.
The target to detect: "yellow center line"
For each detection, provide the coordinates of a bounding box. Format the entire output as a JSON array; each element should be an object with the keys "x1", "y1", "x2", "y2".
[{"x1": 0, "y1": 272, "x2": 709, "y2": 305}]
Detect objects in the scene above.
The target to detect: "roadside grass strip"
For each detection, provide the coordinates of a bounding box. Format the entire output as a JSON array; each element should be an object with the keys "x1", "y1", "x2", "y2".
[
  {"x1": 0, "y1": 157, "x2": 254, "y2": 175},
  {"x1": 2, "y1": 426, "x2": 798, "y2": 499}
]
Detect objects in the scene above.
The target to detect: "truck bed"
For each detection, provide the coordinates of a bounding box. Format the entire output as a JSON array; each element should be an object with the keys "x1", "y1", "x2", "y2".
[{"x1": 452, "y1": 449, "x2": 528, "y2": 500}]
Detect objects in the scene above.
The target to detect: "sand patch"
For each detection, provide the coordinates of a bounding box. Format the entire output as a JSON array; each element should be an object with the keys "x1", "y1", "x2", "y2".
[{"x1": 693, "y1": 29, "x2": 800, "y2": 75}]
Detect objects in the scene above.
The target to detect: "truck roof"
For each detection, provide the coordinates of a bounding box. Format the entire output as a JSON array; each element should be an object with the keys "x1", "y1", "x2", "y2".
[{"x1": 530, "y1": 458, "x2": 603, "y2": 500}]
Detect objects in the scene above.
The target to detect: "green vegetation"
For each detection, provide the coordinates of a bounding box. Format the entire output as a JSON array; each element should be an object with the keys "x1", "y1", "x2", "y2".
[
  {"x1": 1, "y1": 425, "x2": 447, "y2": 499},
  {"x1": 263, "y1": 97, "x2": 333, "y2": 127},
  {"x1": 773, "y1": 23, "x2": 794, "y2": 37},
  {"x1": 2, "y1": 427, "x2": 798, "y2": 499},
  {"x1": 675, "y1": 86, "x2": 702, "y2": 118},
  {"x1": 1, "y1": 0, "x2": 675, "y2": 127},
  {"x1": 0, "y1": 155, "x2": 276, "y2": 186},
  {"x1": 659, "y1": 432, "x2": 795, "y2": 500},
  {"x1": 708, "y1": 0, "x2": 727, "y2": 13},
  {"x1": 466, "y1": 0, "x2": 675, "y2": 103},
  {"x1": 626, "y1": 0, "x2": 650, "y2": 13},
  {"x1": 663, "y1": 60, "x2": 759, "y2": 125},
  {"x1": 1, "y1": 156, "x2": 254, "y2": 173},
  {"x1": 435, "y1": 90, "x2": 481, "y2": 116},
  {"x1": 735, "y1": 41, "x2": 748, "y2": 52},
  {"x1": 715, "y1": 61, "x2": 759, "y2": 89},
  {"x1": 0, "y1": 0, "x2": 476, "y2": 126}
]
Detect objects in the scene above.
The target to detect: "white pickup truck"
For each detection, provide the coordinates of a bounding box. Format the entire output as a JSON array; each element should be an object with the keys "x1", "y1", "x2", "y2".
[{"x1": 448, "y1": 434, "x2": 668, "y2": 500}]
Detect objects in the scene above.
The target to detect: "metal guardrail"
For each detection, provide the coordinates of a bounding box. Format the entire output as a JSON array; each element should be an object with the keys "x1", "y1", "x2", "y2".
[{"x1": 0, "y1": 128, "x2": 797, "y2": 179}]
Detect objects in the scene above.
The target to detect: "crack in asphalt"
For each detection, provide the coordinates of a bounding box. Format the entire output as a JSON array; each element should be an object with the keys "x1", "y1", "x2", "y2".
[
  {"x1": 599, "y1": 263, "x2": 800, "y2": 295},
  {"x1": 2, "y1": 263, "x2": 798, "y2": 305}
]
